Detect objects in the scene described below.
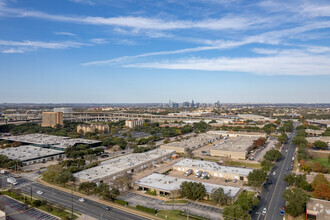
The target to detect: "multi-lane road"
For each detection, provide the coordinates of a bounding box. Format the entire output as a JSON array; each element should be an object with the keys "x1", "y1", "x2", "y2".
[
  {"x1": 0, "y1": 175, "x2": 148, "y2": 220},
  {"x1": 253, "y1": 126, "x2": 297, "y2": 220}
]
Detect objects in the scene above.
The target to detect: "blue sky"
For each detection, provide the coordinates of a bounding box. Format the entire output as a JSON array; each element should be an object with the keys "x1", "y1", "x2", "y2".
[{"x1": 0, "y1": 0, "x2": 329, "y2": 103}]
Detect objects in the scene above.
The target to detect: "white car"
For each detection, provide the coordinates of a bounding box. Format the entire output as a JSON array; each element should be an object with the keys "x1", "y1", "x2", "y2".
[
  {"x1": 78, "y1": 198, "x2": 86, "y2": 202},
  {"x1": 36, "y1": 191, "x2": 43, "y2": 195},
  {"x1": 262, "y1": 208, "x2": 267, "y2": 214}
]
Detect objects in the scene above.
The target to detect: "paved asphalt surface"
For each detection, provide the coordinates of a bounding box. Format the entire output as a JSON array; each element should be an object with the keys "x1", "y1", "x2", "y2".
[
  {"x1": 0, "y1": 175, "x2": 148, "y2": 220},
  {"x1": 253, "y1": 124, "x2": 297, "y2": 220}
]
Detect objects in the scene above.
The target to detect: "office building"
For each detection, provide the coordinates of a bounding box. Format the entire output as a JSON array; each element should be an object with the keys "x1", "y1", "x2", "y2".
[
  {"x1": 77, "y1": 124, "x2": 109, "y2": 134},
  {"x1": 41, "y1": 112, "x2": 63, "y2": 128}
]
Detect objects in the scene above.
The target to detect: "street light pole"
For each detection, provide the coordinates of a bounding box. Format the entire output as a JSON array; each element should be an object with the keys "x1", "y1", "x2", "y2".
[{"x1": 71, "y1": 186, "x2": 73, "y2": 219}]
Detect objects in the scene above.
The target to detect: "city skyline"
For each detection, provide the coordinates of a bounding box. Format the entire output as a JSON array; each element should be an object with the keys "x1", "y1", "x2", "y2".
[{"x1": 0, "y1": 0, "x2": 330, "y2": 103}]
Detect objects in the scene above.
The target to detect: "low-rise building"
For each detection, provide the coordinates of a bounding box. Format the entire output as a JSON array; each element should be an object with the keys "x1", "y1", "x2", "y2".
[
  {"x1": 125, "y1": 119, "x2": 144, "y2": 129},
  {"x1": 173, "y1": 159, "x2": 253, "y2": 182},
  {"x1": 308, "y1": 120, "x2": 330, "y2": 128},
  {"x1": 0, "y1": 145, "x2": 63, "y2": 166},
  {"x1": 210, "y1": 136, "x2": 256, "y2": 160},
  {"x1": 305, "y1": 129, "x2": 324, "y2": 137},
  {"x1": 306, "y1": 198, "x2": 330, "y2": 220},
  {"x1": 73, "y1": 149, "x2": 175, "y2": 184},
  {"x1": 160, "y1": 133, "x2": 220, "y2": 153},
  {"x1": 207, "y1": 130, "x2": 266, "y2": 138},
  {"x1": 306, "y1": 137, "x2": 330, "y2": 146},
  {"x1": 135, "y1": 173, "x2": 241, "y2": 198},
  {"x1": 77, "y1": 124, "x2": 109, "y2": 134},
  {"x1": 0, "y1": 134, "x2": 101, "y2": 151}
]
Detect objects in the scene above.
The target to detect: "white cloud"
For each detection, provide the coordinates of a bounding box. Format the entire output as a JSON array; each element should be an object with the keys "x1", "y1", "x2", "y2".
[
  {"x1": 89, "y1": 38, "x2": 107, "y2": 44},
  {"x1": 124, "y1": 53, "x2": 330, "y2": 76},
  {"x1": 252, "y1": 48, "x2": 279, "y2": 54},
  {"x1": 306, "y1": 46, "x2": 330, "y2": 54},
  {"x1": 54, "y1": 31, "x2": 76, "y2": 36},
  {"x1": 2, "y1": 48, "x2": 24, "y2": 53},
  {"x1": 0, "y1": 4, "x2": 278, "y2": 31},
  {"x1": 70, "y1": 0, "x2": 96, "y2": 5}
]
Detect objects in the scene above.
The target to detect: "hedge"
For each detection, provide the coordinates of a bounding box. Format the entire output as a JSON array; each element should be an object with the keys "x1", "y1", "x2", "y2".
[
  {"x1": 136, "y1": 205, "x2": 157, "y2": 214},
  {"x1": 114, "y1": 199, "x2": 128, "y2": 206}
]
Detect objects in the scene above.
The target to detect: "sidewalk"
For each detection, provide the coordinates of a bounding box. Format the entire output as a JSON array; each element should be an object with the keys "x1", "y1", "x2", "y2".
[{"x1": 38, "y1": 179, "x2": 160, "y2": 220}]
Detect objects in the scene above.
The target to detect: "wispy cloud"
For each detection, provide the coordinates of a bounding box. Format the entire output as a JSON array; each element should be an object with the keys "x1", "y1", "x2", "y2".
[
  {"x1": 54, "y1": 31, "x2": 76, "y2": 36},
  {"x1": 1, "y1": 48, "x2": 24, "y2": 54},
  {"x1": 125, "y1": 53, "x2": 330, "y2": 76},
  {"x1": 89, "y1": 38, "x2": 107, "y2": 44},
  {"x1": 69, "y1": 0, "x2": 96, "y2": 5},
  {"x1": 0, "y1": 3, "x2": 278, "y2": 32}
]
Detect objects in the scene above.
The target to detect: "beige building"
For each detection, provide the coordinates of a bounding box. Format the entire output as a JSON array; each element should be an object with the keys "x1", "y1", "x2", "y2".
[
  {"x1": 41, "y1": 112, "x2": 63, "y2": 128},
  {"x1": 210, "y1": 136, "x2": 257, "y2": 160},
  {"x1": 125, "y1": 119, "x2": 144, "y2": 129},
  {"x1": 77, "y1": 124, "x2": 109, "y2": 134},
  {"x1": 306, "y1": 198, "x2": 330, "y2": 220},
  {"x1": 173, "y1": 159, "x2": 253, "y2": 182}
]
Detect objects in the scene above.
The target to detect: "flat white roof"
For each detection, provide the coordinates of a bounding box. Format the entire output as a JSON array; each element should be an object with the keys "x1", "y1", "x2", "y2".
[
  {"x1": 73, "y1": 149, "x2": 174, "y2": 182},
  {"x1": 161, "y1": 133, "x2": 220, "y2": 150},
  {"x1": 211, "y1": 136, "x2": 256, "y2": 152},
  {"x1": 0, "y1": 145, "x2": 63, "y2": 161},
  {"x1": 0, "y1": 134, "x2": 101, "y2": 149},
  {"x1": 135, "y1": 173, "x2": 241, "y2": 198},
  {"x1": 174, "y1": 159, "x2": 253, "y2": 176}
]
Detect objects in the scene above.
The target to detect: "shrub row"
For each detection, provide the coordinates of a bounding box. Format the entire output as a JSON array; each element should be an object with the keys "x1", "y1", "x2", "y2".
[
  {"x1": 136, "y1": 205, "x2": 157, "y2": 214},
  {"x1": 114, "y1": 199, "x2": 128, "y2": 206}
]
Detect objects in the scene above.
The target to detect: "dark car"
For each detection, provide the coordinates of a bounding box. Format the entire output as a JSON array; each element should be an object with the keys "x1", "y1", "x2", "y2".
[
  {"x1": 105, "y1": 206, "x2": 110, "y2": 211},
  {"x1": 268, "y1": 179, "x2": 272, "y2": 184}
]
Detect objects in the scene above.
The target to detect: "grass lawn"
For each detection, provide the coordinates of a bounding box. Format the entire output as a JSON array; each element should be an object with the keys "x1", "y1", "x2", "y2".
[
  {"x1": 225, "y1": 160, "x2": 262, "y2": 169},
  {"x1": 164, "y1": 200, "x2": 188, "y2": 204},
  {"x1": 310, "y1": 157, "x2": 330, "y2": 170},
  {"x1": 157, "y1": 210, "x2": 208, "y2": 220}
]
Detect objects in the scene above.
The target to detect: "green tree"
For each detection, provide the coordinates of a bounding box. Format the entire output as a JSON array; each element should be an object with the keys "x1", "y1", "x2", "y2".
[
  {"x1": 211, "y1": 187, "x2": 230, "y2": 205},
  {"x1": 247, "y1": 169, "x2": 267, "y2": 187},
  {"x1": 264, "y1": 149, "x2": 282, "y2": 161},
  {"x1": 261, "y1": 160, "x2": 273, "y2": 171},
  {"x1": 313, "y1": 141, "x2": 328, "y2": 150},
  {"x1": 292, "y1": 136, "x2": 307, "y2": 145},
  {"x1": 282, "y1": 188, "x2": 309, "y2": 217},
  {"x1": 277, "y1": 133, "x2": 288, "y2": 143},
  {"x1": 234, "y1": 191, "x2": 259, "y2": 212},
  {"x1": 223, "y1": 205, "x2": 251, "y2": 220},
  {"x1": 180, "y1": 182, "x2": 206, "y2": 200},
  {"x1": 78, "y1": 182, "x2": 97, "y2": 194}
]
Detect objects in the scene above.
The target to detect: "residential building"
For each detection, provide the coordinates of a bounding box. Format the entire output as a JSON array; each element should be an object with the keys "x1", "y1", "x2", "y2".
[
  {"x1": 125, "y1": 119, "x2": 144, "y2": 128},
  {"x1": 77, "y1": 124, "x2": 109, "y2": 134},
  {"x1": 306, "y1": 198, "x2": 330, "y2": 220}
]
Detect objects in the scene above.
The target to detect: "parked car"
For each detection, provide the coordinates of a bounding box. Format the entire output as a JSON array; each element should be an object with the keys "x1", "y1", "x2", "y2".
[
  {"x1": 280, "y1": 210, "x2": 285, "y2": 216},
  {"x1": 185, "y1": 169, "x2": 193, "y2": 177},
  {"x1": 201, "y1": 151, "x2": 207, "y2": 154},
  {"x1": 232, "y1": 179, "x2": 237, "y2": 183},
  {"x1": 262, "y1": 208, "x2": 267, "y2": 215},
  {"x1": 78, "y1": 198, "x2": 86, "y2": 202},
  {"x1": 201, "y1": 172, "x2": 210, "y2": 180},
  {"x1": 273, "y1": 171, "x2": 276, "y2": 176},
  {"x1": 195, "y1": 171, "x2": 202, "y2": 178},
  {"x1": 36, "y1": 191, "x2": 43, "y2": 195}
]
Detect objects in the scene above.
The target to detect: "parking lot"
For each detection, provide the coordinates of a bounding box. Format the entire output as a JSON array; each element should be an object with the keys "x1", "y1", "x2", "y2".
[
  {"x1": 119, "y1": 192, "x2": 222, "y2": 220},
  {"x1": 0, "y1": 195, "x2": 58, "y2": 220}
]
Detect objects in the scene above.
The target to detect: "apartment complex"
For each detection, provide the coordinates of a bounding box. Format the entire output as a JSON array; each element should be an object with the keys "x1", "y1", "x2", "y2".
[
  {"x1": 125, "y1": 119, "x2": 144, "y2": 128},
  {"x1": 77, "y1": 124, "x2": 109, "y2": 134},
  {"x1": 41, "y1": 112, "x2": 63, "y2": 128}
]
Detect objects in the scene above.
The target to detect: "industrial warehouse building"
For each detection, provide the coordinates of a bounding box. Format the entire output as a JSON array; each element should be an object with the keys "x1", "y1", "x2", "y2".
[
  {"x1": 0, "y1": 134, "x2": 101, "y2": 151},
  {"x1": 160, "y1": 133, "x2": 221, "y2": 153},
  {"x1": 135, "y1": 173, "x2": 241, "y2": 199},
  {"x1": 73, "y1": 149, "x2": 175, "y2": 184},
  {"x1": 209, "y1": 136, "x2": 257, "y2": 160},
  {"x1": 0, "y1": 145, "x2": 63, "y2": 166},
  {"x1": 0, "y1": 134, "x2": 101, "y2": 165},
  {"x1": 173, "y1": 159, "x2": 253, "y2": 182}
]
